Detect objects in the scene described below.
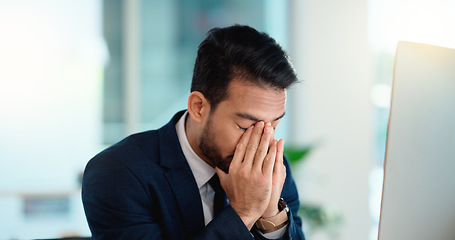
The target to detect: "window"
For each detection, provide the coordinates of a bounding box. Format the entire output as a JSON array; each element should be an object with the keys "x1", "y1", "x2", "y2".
[{"x1": 102, "y1": 0, "x2": 290, "y2": 144}]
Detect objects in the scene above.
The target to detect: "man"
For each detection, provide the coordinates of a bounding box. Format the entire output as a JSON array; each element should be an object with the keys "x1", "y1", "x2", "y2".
[{"x1": 82, "y1": 25, "x2": 305, "y2": 240}]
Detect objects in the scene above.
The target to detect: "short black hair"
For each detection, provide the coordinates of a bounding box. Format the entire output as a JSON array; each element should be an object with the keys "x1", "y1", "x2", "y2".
[{"x1": 191, "y1": 25, "x2": 297, "y2": 111}]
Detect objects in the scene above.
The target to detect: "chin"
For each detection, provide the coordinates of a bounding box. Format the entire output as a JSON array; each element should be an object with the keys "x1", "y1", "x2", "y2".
[{"x1": 213, "y1": 157, "x2": 232, "y2": 174}]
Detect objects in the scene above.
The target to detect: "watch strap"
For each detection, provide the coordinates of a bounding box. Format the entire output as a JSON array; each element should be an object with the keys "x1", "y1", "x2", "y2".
[{"x1": 255, "y1": 199, "x2": 289, "y2": 233}]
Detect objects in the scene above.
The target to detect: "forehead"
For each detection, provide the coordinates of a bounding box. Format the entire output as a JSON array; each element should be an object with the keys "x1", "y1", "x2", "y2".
[{"x1": 218, "y1": 79, "x2": 286, "y2": 122}]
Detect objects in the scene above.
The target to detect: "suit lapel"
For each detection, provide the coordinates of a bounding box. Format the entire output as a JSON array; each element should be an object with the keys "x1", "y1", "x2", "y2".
[
  {"x1": 159, "y1": 111, "x2": 205, "y2": 237},
  {"x1": 164, "y1": 168, "x2": 205, "y2": 237}
]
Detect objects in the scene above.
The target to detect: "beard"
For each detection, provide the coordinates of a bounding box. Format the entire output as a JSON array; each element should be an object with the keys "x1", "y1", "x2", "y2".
[{"x1": 198, "y1": 116, "x2": 233, "y2": 173}]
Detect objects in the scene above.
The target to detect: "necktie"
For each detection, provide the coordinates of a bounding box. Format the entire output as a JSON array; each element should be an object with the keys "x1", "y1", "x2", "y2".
[{"x1": 208, "y1": 174, "x2": 226, "y2": 217}]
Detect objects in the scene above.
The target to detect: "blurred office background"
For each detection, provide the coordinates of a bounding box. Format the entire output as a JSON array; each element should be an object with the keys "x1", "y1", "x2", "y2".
[{"x1": 0, "y1": 0, "x2": 454, "y2": 239}]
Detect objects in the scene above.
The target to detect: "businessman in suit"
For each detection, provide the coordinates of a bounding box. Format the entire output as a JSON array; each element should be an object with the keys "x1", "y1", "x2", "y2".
[{"x1": 82, "y1": 25, "x2": 305, "y2": 239}]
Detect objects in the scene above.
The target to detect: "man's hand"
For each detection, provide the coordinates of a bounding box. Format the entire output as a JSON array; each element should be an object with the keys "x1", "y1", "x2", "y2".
[
  {"x1": 261, "y1": 138, "x2": 286, "y2": 218},
  {"x1": 216, "y1": 121, "x2": 277, "y2": 230}
]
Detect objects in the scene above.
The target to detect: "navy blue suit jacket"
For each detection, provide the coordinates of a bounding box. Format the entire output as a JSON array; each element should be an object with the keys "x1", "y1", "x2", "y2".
[{"x1": 82, "y1": 111, "x2": 305, "y2": 240}]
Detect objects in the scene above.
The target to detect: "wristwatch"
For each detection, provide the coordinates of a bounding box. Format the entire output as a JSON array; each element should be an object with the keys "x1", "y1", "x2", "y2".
[{"x1": 255, "y1": 198, "x2": 290, "y2": 233}]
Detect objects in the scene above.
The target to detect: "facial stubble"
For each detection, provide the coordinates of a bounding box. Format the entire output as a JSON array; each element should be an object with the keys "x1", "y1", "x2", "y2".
[{"x1": 198, "y1": 116, "x2": 233, "y2": 174}]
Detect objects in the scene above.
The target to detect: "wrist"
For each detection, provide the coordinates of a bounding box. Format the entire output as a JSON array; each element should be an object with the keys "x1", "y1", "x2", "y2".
[
  {"x1": 261, "y1": 197, "x2": 281, "y2": 218},
  {"x1": 233, "y1": 206, "x2": 261, "y2": 230},
  {"x1": 261, "y1": 207, "x2": 280, "y2": 218},
  {"x1": 255, "y1": 198, "x2": 290, "y2": 233},
  {"x1": 238, "y1": 213, "x2": 259, "y2": 230}
]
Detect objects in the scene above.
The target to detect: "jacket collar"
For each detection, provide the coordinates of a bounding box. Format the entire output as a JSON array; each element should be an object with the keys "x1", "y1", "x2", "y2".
[
  {"x1": 158, "y1": 110, "x2": 206, "y2": 237},
  {"x1": 158, "y1": 110, "x2": 187, "y2": 169}
]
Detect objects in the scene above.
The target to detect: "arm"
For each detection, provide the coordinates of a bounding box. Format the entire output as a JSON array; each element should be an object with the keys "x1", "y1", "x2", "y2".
[
  {"x1": 82, "y1": 151, "x2": 166, "y2": 239},
  {"x1": 82, "y1": 150, "x2": 255, "y2": 240}
]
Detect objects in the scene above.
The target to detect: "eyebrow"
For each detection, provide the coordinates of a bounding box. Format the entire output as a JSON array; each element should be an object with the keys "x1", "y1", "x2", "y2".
[{"x1": 235, "y1": 112, "x2": 286, "y2": 123}]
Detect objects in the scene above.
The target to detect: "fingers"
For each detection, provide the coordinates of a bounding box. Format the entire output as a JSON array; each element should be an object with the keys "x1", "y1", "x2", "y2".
[
  {"x1": 252, "y1": 122, "x2": 274, "y2": 171},
  {"x1": 276, "y1": 139, "x2": 285, "y2": 160},
  {"x1": 274, "y1": 139, "x2": 285, "y2": 174},
  {"x1": 242, "y1": 122, "x2": 265, "y2": 168},
  {"x1": 230, "y1": 125, "x2": 254, "y2": 170},
  {"x1": 231, "y1": 121, "x2": 276, "y2": 175},
  {"x1": 262, "y1": 139, "x2": 277, "y2": 177}
]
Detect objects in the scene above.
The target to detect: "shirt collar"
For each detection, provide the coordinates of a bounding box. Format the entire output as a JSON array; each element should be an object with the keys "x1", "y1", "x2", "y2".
[{"x1": 175, "y1": 111, "x2": 215, "y2": 189}]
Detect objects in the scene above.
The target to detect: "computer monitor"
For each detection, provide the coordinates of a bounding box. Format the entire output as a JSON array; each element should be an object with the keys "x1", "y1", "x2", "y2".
[{"x1": 378, "y1": 41, "x2": 455, "y2": 240}]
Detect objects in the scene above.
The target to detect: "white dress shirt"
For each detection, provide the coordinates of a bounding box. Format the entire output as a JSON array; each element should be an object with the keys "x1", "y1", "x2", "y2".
[
  {"x1": 176, "y1": 111, "x2": 216, "y2": 226},
  {"x1": 175, "y1": 111, "x2": 286, "y2": 238}
]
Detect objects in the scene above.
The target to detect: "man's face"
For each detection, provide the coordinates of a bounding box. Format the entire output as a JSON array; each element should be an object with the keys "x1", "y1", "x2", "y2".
[{"x1": 198, "y1": 79, "x2": 286, "y2": 173}]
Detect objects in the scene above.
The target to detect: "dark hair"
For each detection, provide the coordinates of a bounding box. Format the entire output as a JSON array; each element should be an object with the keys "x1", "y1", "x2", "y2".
[{"x1": 191, "y1": 25, "x2": 297, "y2": 110}]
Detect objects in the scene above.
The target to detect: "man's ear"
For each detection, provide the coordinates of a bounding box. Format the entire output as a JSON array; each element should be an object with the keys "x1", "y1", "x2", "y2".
[{"x1": 187, "y1": 91, "x2": 210, "y2": 124}]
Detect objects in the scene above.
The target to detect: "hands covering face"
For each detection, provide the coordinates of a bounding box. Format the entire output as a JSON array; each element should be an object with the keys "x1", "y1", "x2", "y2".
[{"x1": 215, "y1": 121, "x2": 286, "y2": 230}]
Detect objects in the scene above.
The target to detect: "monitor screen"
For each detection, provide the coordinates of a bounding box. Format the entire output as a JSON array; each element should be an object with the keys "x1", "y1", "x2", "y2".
[{"x1": 378, "y1": 41, "x2": 455, "y2": 240}]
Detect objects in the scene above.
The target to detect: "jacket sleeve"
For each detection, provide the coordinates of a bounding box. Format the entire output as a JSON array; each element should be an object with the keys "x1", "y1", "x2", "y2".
[
  {"x1": 82, "y1": 150, "x2": 165, "y2": 239},
  {"x1": 82, "y1": 148, "x2": 304, "y2": 240},
  {"x1": 82, "y1": 150, "x2": 256, "y2": 240}
]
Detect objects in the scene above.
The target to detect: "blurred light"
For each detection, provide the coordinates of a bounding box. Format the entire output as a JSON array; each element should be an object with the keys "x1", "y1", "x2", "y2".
[
  {"x1": 369, "y1": 0, "x2": 455, "y2": 52},
  {"x1": 370, "y1": 83, "x2": 392, "y2": 109}
]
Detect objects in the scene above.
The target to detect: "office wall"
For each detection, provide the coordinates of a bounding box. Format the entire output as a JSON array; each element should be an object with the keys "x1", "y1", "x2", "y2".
[{"x1": 289, "y1": 0, "x2": 374, "y2": 239}]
